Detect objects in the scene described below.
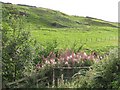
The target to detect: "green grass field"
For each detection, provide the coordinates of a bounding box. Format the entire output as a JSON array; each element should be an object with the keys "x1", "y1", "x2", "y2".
[
  {"x1": 31, "y1": 26, "x2": 118, "y2": 51},
  {"x1": 2, "y1": 2, "x2": 118, "y2": 52}
]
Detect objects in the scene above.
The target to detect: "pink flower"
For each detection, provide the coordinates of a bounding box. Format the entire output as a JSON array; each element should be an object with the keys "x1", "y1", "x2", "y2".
[
  {"x1": 81, "y1": 52, "x2": 88, "y2": 60},
  {"x1": 36, "y1": 64, "x2": 43, "y2": 69},
  {"x1": 50, "y1": 59, "x2": 56, "y2": 65},
  {"x1": 76, "y1": 53, "x2": 82, "y2": 60},
  {"x1": 69, "y1": 55, "x2": 72, "y2": 59},
  {"x1": 45, "y1": 60, "x2": 50, "y2": 64},
  {"x1": 72, "y1": 52, "x2": 75, "y2": 60},
  {"x1": 65, "y1": 61, "x2": 68, "y2": 65},
  {"x1": 87, "y1": 55, "x2": 95, "y2": 60},
  {"x1": 59, "y1": 56, "x2": 64, "y2": 62}
]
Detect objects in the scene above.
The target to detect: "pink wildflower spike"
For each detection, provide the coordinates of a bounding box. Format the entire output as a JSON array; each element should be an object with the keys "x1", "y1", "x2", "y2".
[
  {"x1": 42, "y1": 55, "x2": 48, "y2": 62},
  {"x1": 87, "y1": 55, "x2": 90, "y2": 60},
  {"x1": 41, "y1": 57, "x2": 48, "y2": 64},
  {"x1": 59, "y1": 56, "x2": 64, "y2": 62},
  {"x1": 64, "y1": 49, "x2": 71, "y2": 61},
  {"x1": 76, "y1": 52, "x2": 82, "y2": 60},
  {"x1": 65, "y1": 61, "x2": 68, "y2": 65},
  {"x1": 75, "y1": 54, "x2": 78, "y2": 59},
  {"x1": 65, "y1": 53, "x2": 68, "y2": 61},
  {"x1": 48, "y1": 51, "x2": 53, "y2": 57},
  {"x1": 81, "y1": 52, "x2": 88, "y2": 60},
  {"x1": 87, "y1": 55, "x2": 94, "y2": 60},
  {"x1": 36, "y1": 63, "x2": 42, "y2": 69},
  {"x1": 69, "y1": 55, "x2": 72, "y2": 59},
  {"x1": 71, "y1": 52, "x2": 75, "y2": 65},
  {"x1": 83, "y1": 52, "x2": 87, "y2": 56},
  {"x1": 72, "y1": 52, "x2": 75, "y2": 59},
  {"x1": 50, "y1": 58, "x2": 56, "y2": 64},
  {"x1": 45, "y1": 60, "x2": 50, "y2": 64},
  {"x1": 66, "y1": 56, "x2": 70, "y2": 61},
  {"x1": 66, "y1": 49, "x2": 71, "y2": 56}
]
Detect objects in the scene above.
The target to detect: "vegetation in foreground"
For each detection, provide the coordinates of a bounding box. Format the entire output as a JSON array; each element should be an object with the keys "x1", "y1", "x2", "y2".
[
  {"x1": 59, "y1": 48, "x2": 120, "y2": 89},
  {"x1": 1, "y1": 2, "x2": 119, "y2": 89}
]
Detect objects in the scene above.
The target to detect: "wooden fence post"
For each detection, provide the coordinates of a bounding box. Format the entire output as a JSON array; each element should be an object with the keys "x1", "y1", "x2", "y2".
[{"x1": 52, "y1": 68, "x2": 55, "y2": 88}]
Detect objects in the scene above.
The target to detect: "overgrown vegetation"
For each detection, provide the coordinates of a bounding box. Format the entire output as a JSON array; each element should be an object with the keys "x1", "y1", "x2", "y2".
[
  {"x1": 1, "y1": 2, "x2": 119, "y2": 89},
  {"x1": 2, "y1": 12, "x2": 35, "y2": 83},
  {"x1": 59, "y1": 48, "x2": 120, "y2": 89}
]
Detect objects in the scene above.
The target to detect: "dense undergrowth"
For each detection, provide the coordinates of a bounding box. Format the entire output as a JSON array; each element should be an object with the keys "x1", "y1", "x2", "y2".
[{"x1": 59, "y1": 48, "x2": 120, "y2": 89}]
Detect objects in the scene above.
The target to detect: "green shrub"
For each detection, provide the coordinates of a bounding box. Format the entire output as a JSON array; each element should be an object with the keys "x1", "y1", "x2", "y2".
[
  {"x1": 85, "y1": 49, "x2": 119, "y2": 89},
  {"x1": 60, "y1": 48, "x2": 120, "y2": 89},
  {"x1": 2, "y1": 14, "x2": 35, "y2": 83}
]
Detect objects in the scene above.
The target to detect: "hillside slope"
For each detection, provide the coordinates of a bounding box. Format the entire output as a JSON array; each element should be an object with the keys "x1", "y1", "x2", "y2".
[{"x1": 2, "y1": 2, "x2": 118, "y2": 29}]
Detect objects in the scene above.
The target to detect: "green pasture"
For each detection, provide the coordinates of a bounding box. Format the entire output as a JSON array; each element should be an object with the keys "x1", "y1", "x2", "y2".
[
  {"x1": 31, "y1": 27, "x2": 118, "y2": 51},
  {"x1": 2, "y1": 2, "x2": 118, "y2": 52}
]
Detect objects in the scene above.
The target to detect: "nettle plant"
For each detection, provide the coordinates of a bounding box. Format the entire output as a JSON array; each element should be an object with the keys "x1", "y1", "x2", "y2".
[{"x1": 35, "y1": 49, "x2": 101, "y2": 70}]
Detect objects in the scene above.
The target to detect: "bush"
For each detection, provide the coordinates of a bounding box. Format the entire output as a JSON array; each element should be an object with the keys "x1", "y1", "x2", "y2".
[
  {"x1": 85, "y1": 49, "x2": 119, "y2": 89},
  {"x1": 60, "y1": 48, "x2": 120, "y2": 89},
  {"x1": 2, "y1": 14, "x2": 35, "y2": 83}
]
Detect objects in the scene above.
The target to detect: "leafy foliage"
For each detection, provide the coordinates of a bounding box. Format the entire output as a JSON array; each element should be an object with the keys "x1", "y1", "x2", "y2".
[
  {"x1": 2, "y1": 14, "x2": 35, "y2": 82},
  {"x1": 60, "y1": 48, "x2": 120, "y2": 89}
]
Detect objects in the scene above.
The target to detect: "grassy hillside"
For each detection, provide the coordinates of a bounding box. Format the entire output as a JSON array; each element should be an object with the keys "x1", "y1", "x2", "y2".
[
  {"x1": 2, "y1": 2, "x2": 118, "y2": 29},
  {"x1": 2, "y1": 2, "x2": 118, "y2": 52}
]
